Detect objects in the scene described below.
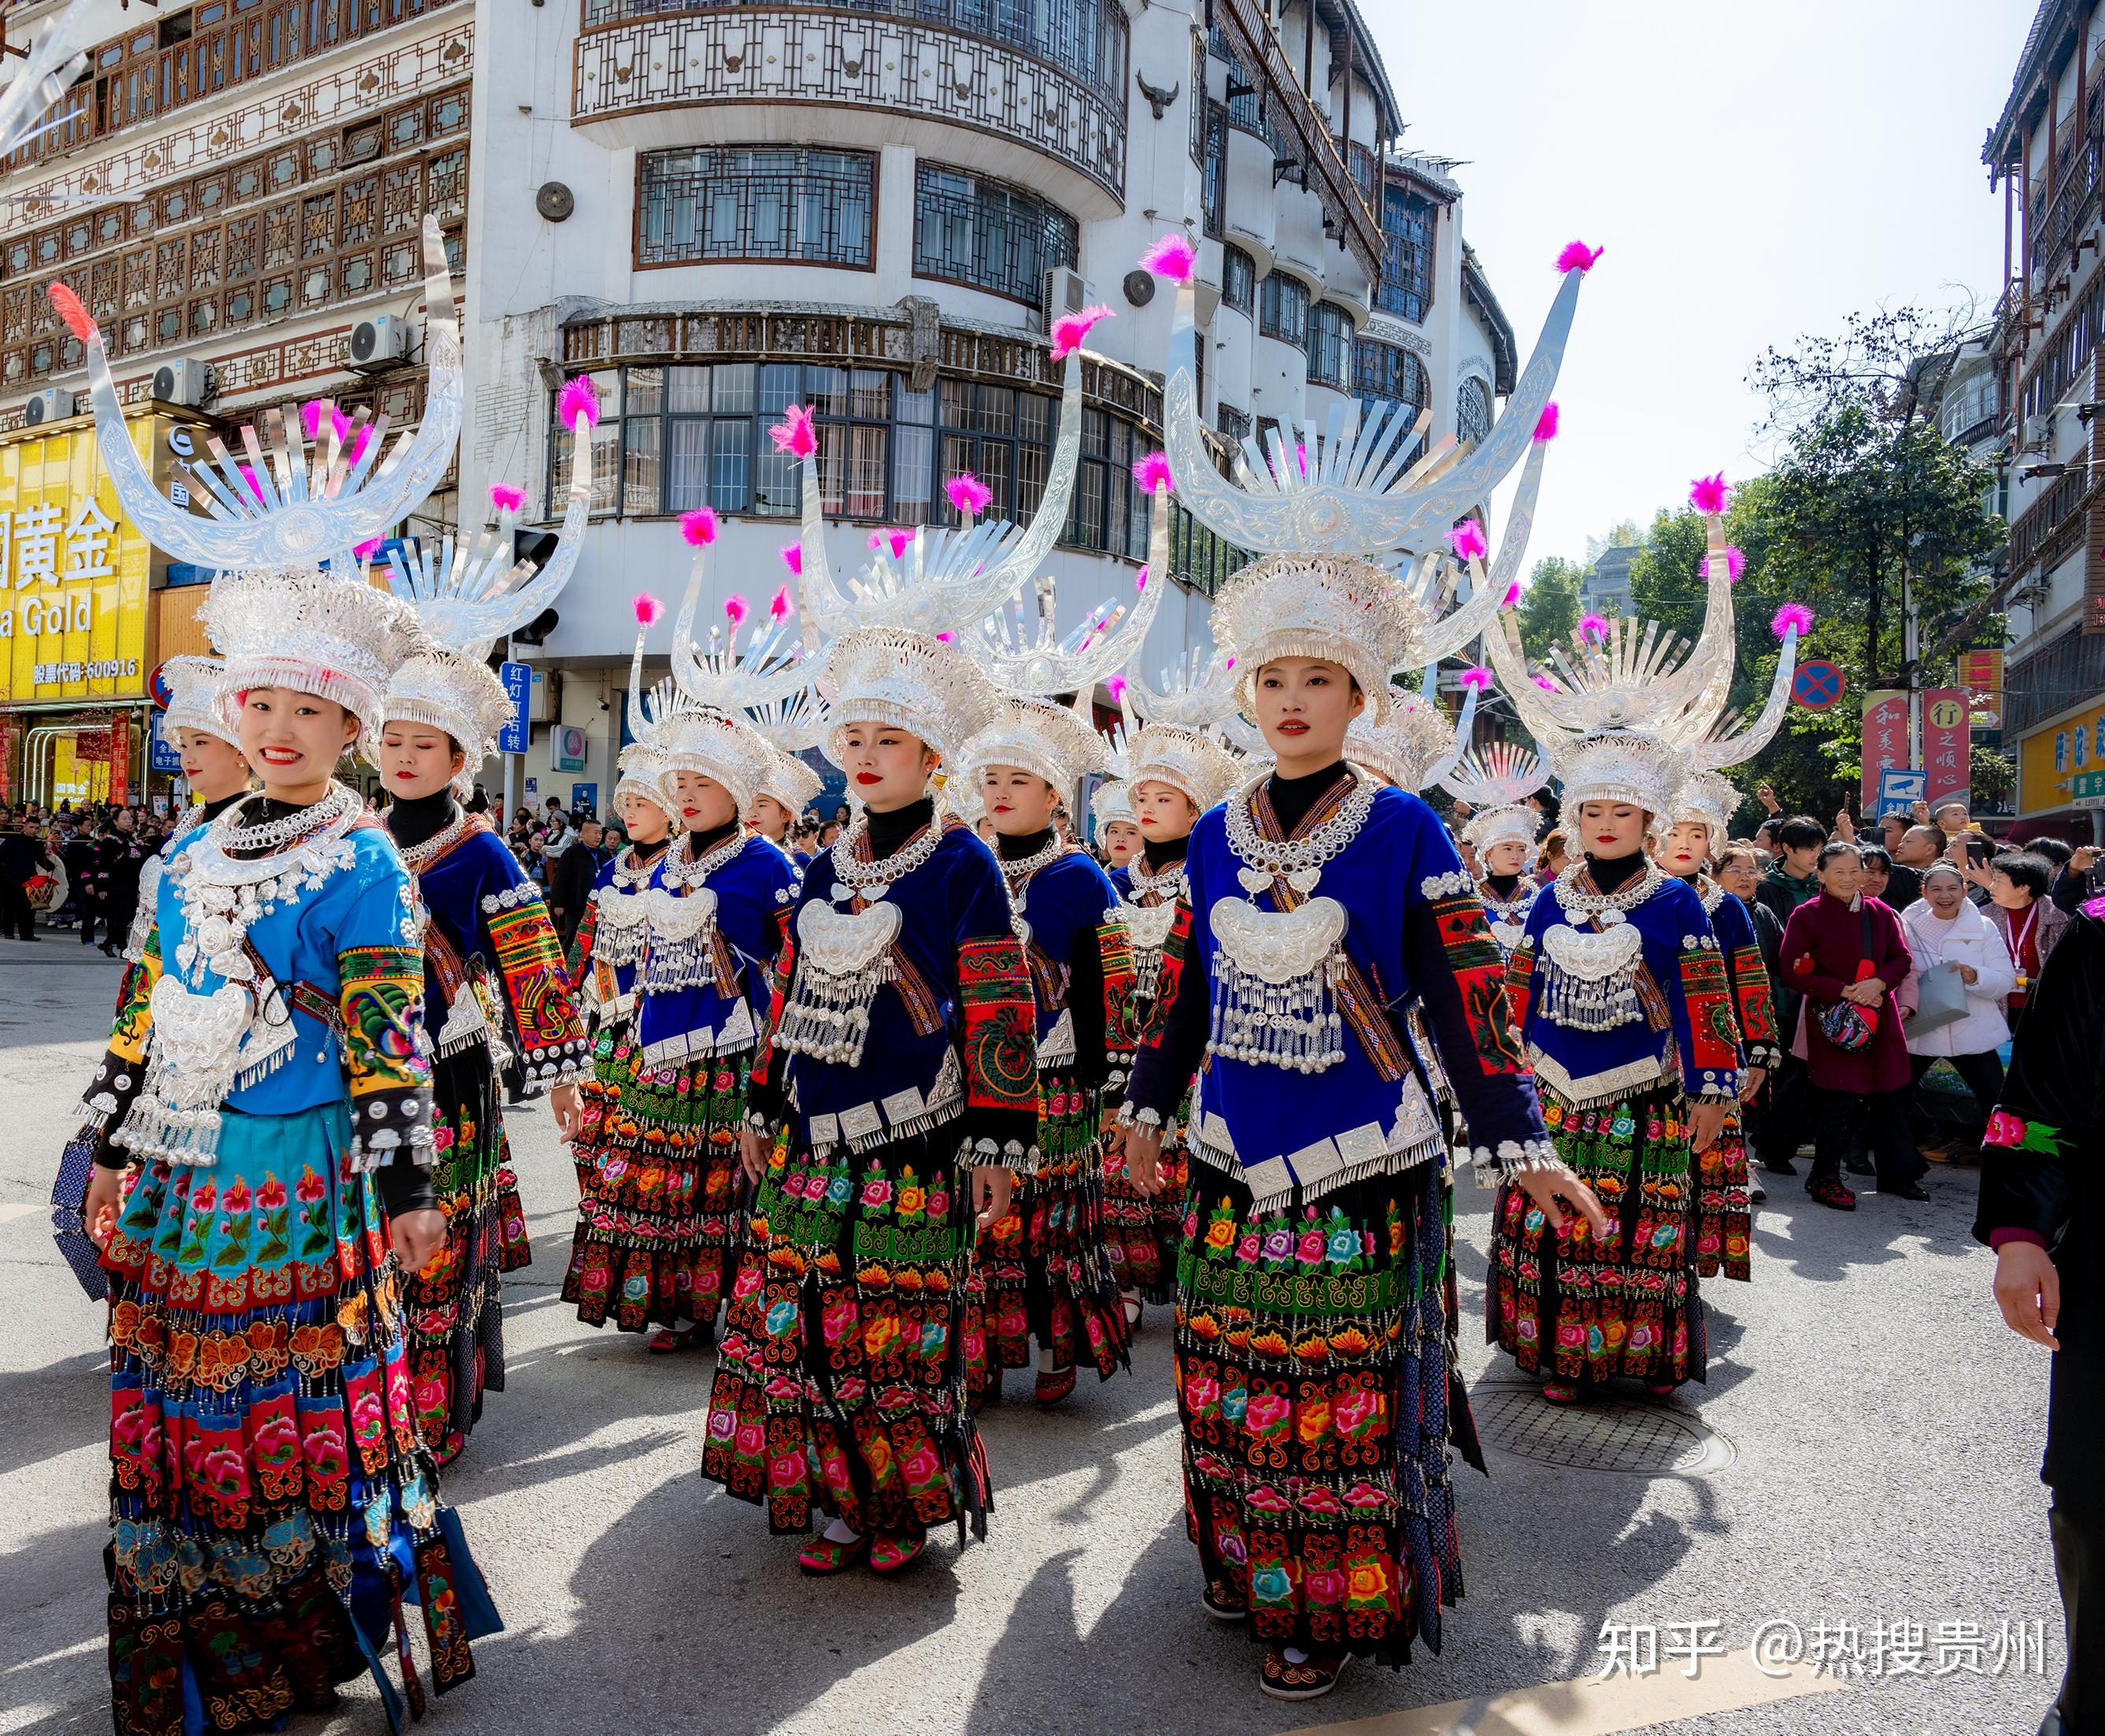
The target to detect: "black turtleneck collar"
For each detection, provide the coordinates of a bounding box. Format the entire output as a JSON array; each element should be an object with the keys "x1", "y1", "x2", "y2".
[
  {"x1": 1486, "y1": 871, "x2": 1521, "y2": 898},
  {"x1": 1585, "y1": 849, "x2": 1646, "y2": 892},
  {"x1": 1141, "y1": 832, "x2": 1189, "y2": 871},
  {"x1": 1267, "y1": 761, "x2": 1351, "y2": 838},
  {"x1": 865, "y1": 797, "x2": 934, "y2": 861},
  {"x1": 386, "y1": 789, "x2": 458, "y2": 850},
  {"x1": 198, "y1": 792, "x2": 246, "y2": 824},
  {"x1": 681, "y1": 818, "x2": 740, "y2": 857},
  {"x1": 997, "y1": 826, "x2": 1055, "y2": 863},
  {"x1": 627, "y1": 835, "x2": 671, "y2": 865}
]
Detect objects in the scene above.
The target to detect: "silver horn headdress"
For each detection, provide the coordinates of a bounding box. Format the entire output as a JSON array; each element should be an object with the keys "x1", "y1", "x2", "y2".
[
  {"x1": 1442, "y1": 738, "x2": 1549, "y2": 856},
  {"x1": 0, "y1": 2, "x2": 88, "y2": 159},
  {"x1": 1347, "y1": 671, "x2": 1479, "y2": 793},
  {"x1": 55, "y1": 217, "x2": 464, "y2": 576}
]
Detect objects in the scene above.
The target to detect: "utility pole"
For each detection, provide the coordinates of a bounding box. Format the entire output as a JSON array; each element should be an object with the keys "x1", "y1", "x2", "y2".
[{"x1": 1903, "y1": 559, "x2": 1922, "y2": 772}]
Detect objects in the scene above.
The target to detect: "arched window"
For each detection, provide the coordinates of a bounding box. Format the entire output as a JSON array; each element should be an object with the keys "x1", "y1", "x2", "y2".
[
  {"x1": 1456, "y1": 376, "x2": 1493, "y2": 446},
  {"x1": 1352, "y1": 338, "x2": 1428, "y2": 420},
  {"x1": 912, "y1": 167, "x2": 1078, "y2": 305}
]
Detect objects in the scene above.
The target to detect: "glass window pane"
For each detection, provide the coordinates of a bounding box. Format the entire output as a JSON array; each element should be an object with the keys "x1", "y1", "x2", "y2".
[
  {"x1": 714, "y1": 361, "x2": 757, "y2": 414},
  {"x1": 625, "y1": 364, "x2": 664, "y2": 418},
  {"x1": 895, "y1": 379, "x2": 934, "y2": 425},
  {"x1": 806, "y1": 365, "x2": 848, "y2": 420},
  {"x1": 850, "y1": 367, "x2": 888, "y2": 421},
  {"x1": 668, "y1": 364, "x2": 709, "y2": 413},
  {"x1": 754, "y1": 446, "x2": 797, "y2": 517},
  {"x1": 622, "y1": 414, "x2": 661, "y2": 515},
  {"x1": 665, "y1": 416, "x2": 709, "y2": 512},
  {"x1": 712, "y1": 417, "x2": 753, "y2": 512},
  {"x1": 893, "y1": 424, "x2": 932, "y2": 523},
  {"x1": 845, "y1": 424, "x2": 886, "y2": 517},
  {"x1": 755, "y1": 363, "x2": 798, "y2": 417}
]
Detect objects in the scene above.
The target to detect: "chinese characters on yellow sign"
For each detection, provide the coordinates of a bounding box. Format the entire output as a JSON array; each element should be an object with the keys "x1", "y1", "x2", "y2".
[{"x1": 0, "y1": 412, "x2": 170, "y2": 705}]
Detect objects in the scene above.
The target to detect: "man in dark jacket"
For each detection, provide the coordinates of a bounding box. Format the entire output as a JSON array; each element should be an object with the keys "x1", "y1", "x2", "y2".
[
  {"x1": 1755, "y1": 814, "x2": 1826, "y2": 925},
  {"x1": 1978, "y1": 895, "x2": 2104, "y2": 1736},
  {"x1": 548, "y1": 816, "x2": 608, "y2": 952},
  {"x1": 0, "y1": 816, "x2": 43, "y2": 941},
  {"x1": 66, "y1": 820, "x2": 103, "y2": 945},
  {"x1": 95, "y1": 809, "x2": 148, "y2": 959}
]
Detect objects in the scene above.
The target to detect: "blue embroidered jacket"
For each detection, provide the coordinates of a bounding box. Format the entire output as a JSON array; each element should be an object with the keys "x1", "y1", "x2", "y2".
[
  {"x1": 637, "y1": 833, "x2": 798, "y2": 1068},
  {"x1": 1126, "y1": 777, "x2": 1550, "y2": 1209},
  {"x1": 1009, "y1": 846, "x2": 1118, "y2": 1087},
  {"x1": 1511, "y1": 868, "x2": 1743, "y2": 1109}
]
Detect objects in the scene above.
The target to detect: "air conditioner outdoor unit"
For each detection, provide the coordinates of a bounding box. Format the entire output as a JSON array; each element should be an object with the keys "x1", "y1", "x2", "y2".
[
  {"x1": 1042, "y1": 266, "x2": 1093, "y2": 332},
  {"x1": 150, "y1": 357, "x2": 209, "y2": 406},
  {"x1": 347, "y1": 314, "x2": 408, "y2": 368},
  {"x1": 2022, "y1": 413, "x2": 2053, "y2": 452},
  {"x1": 21, "y1": 387, "x2": 70, "y2": 426}
]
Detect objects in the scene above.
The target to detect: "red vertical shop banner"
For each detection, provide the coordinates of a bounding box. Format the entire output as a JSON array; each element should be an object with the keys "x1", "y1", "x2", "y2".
[
  {"x1": 1922, "y1": 688, "x2": 1971, "y2": 809},
  {"x1": 0, "y1": 713, "x2": 13, "y2": 804},
  {"x1": 1860, "y1": 690, "x2": 1910, "y2": 808},
  {"x1": 106, "y1": 715, "x2": 129, "y2": 809}
]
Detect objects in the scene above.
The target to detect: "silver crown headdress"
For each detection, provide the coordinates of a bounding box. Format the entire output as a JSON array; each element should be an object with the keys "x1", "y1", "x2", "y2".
[
  {"x1": 757, "y1": 749, "x2": 823, "y2": 820},
  {"x1": 1346, "y1": 675, "x2": 1478, "y2": 793},
  {"x1": 1212, "y1": 553, "x2": 1422, "y2": 723},
  {"x1": 159, "y1": 655, "x2": 237, "y2": 748},
  {"x1": 741, "y1": 686, "x2": 827, "y2": 819},
  {"x1": 789, "y1": 347, "x2": 1089, "y2": 646},
  {"x1": 0, "y1": 2, "x2": 88, "y2": 159},
  {"x1": 200, "y1": 568, "x2": 424, "y2": 746},
  {"x1": 1090, "y1": 778, "x2": 1136, "y2": 832},
  {"x1": 381, "y1": 648, "x2": 512, "y2": 795},
  {"x1": 817, "y1": 627, "x2": 999, "y2": 770},
  {"x1": 1442, "y1": 739, "x2": 1549, "y2": 854},
  {"x1": 1123, "y1": 722, "x2": 1241, "y2": 813},
  {"x1": 1162, "y1": 248, "x2": 1589, "y2": 559},
  {"x1": 1669, "y1": 768, "x2": 1744, "y2": 846},
  {"x1": 657, "y1": 704, "x2": 775, "y2": 818},
  {"x1": 956, "y1": 694, "x2": 1113, "y2": 804}
]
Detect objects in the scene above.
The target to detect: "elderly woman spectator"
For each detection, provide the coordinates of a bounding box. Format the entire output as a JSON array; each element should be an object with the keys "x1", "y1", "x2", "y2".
[
  {"x1": 1985, "y1": 852, "x2": 2069, "y2": 1038},
  {"x1": 1898, "y1": 861, "x2": 2016, "y2": 1155},
  {"x1": 1779, "y1": 840, "x2": 1926, "y2": 1209}
]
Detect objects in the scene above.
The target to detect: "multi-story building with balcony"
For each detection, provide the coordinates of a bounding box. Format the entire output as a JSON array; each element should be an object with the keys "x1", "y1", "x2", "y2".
[
  {"x1": 1986, "y1": 0, "x2": 2105, "y2": 839},
  {"x1": 0, "y1": 0, "x2": 1515, "y2": 816}
]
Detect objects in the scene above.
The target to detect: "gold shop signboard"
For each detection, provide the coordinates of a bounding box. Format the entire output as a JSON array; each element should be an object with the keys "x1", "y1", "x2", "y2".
[{"x1": 0, "y1": 406, "x2": 183, "y2": 706}]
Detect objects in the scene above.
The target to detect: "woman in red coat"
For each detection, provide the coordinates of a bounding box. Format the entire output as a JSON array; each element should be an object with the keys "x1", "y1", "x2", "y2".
[{"x1": 1778, "y1": 840, "x2": 1926, "y2": 1209}]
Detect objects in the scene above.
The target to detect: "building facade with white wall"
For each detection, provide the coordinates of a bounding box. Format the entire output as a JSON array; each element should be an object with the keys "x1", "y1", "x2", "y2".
[{"x1": 0, "y1": 0, "x2": 1515, "y2": 816}]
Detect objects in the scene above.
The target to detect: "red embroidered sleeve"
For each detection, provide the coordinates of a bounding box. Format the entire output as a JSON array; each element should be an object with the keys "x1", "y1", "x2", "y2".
[
  {"x1": 1680, "y1": 942, "x2": 1743, "y2": 1076},
  {"x1": 1097, "y1": 920, "x2": 1138, "y2": 1050},
  {"x1": 483, "y1": 885, "x2": 590, "y2": 1087},
  {"x1": 1430, "y1": 891, "x2": 1528, "y2": 1075},
  {"x1": 751, "y1": 914, "x2": 797, "y2": 1089},
  {"x1": 956, "y1": 933, "x2": 1038, "y2": 1114},
  {"x1": 565, "y1": 897, "x2": 598, "y2": 990},
  {"x1": 1505, "y1": 942, "x2": 1536, "y2": 1031},
  {"x1": 1729, "y1": 942, "x2": 1780, "y2": 1062}
]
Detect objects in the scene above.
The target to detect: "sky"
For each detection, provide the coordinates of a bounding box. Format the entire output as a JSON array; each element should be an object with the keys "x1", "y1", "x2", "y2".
[{"x1": 1371, "y1": 0, "x2": 2031, "y2": 572}]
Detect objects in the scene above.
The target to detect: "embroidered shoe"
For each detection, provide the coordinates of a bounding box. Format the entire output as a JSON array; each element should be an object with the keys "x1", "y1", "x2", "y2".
[
  {"x1": 647, "y1": 1323, "x2": 709, "y2": 1353},
  {"x1": 869, "y1": 1531, "x2": 925, "y2": 1575},
  {"x1": 1541, "y1": 1379, "x2": 1582, "y2": 1405},
  {"x1": 1034, "y1": 1365, "x2": 1078, "y2": 1406},
  {"x1": 1259, "y1": 1649, "x2": 1349, "y2": 1701},
  {"x1": 1200, "y1": 1578, "x2": 1247, "y2": 1621},
  {"x1": 797, "y1": 1534, "x2": 868, "y2": 1576},
  {"x1": 1806, "y1": 1175, "x2": 1857, "y2": 1212}
]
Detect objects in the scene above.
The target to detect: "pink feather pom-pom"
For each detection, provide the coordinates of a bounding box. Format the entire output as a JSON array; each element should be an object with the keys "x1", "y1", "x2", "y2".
[
  {"x1": 559, "y1": 374, "x2": 601, "y2": 432},
  {"x1": 723, "y1": 594, "x2": 749, "y2": 627},
  {"x1": 1502, "y1": 581, "x2": 1522, "y2": 608},
  {"x1": 935, "y1": 631, "x2": 955, "y2": 643},
  {"x1": 1224, "y1": 657, "x2": 1235, "y2": 672},
  {"x1": 769, "y1": 404, "x2": 817, "y2": 458},
  {"x1": 780, "y1": 542, "x2": 803, "y2": 576},
  {"x1": 1689, "y1": 472, "x2": 1730, "y2": 515},
  {"x1": 301, "y1": 401, "x2": 324, "y2": 439},
  {"x1": 1132, "y1": 450, "x2": 1174, "y2": 493},
  {"x1": 489, "y1": 483, "x2": 526, "y2": 515},
  {"x1": 46, "y1": 281, "x2": 96, "y2": 342},
  {"x1": 238, "y1": 464, "x2": 265, "y2": 503},
  {"x1": 1579, "y1": 613, "x2": 1608, "y2": 642},
  {"x1": 1723, "y1": 544, "x2": 1746, "y2": 583},
  {"x1": 886, "y1": 527, "x2": 911, "y2": 558},
  {"x1": 1459, "y1": 666, "x2": 1494, "y2": 691},
  {"x1": 1049, "y1": 303, "x2": 1115, "y2": 361},
  {"x1": 1773, "y1": 602, "x2": 1814, "y2": 639},
  {"x1": 1448, "y1": 519, "x2": 1489, "y2": 562},
  {"x1": 345, "y1": 426, "x2": 372, "y2": 465},
  {"x1": 633, "y1": 593, "x2": 664, "y2": 627},
  {"x1": 945, "y1": 472, "x2": 993, "y2": 518},
  {"x1": 1106, "y1": 672, "x2": 1126, "y2": 703},
  {"x1": 1140, "y1": 231, "x2": 1199, "y2": 285},
  {"x1": 1533, "y1": 673, "x2": 1559, "y2": 690},
  {"x1": 1556, "y1": 241, "x2": 1604, "y2": 273},
  {"x1": 330, "y1": 406, "x2": 352, "y2": 440},
  {"x1": 1134, "y1": 564, "x2": 1149, "y2": 592},
  {"x1": 770, "y1": 584, "x2": 795, "y2": 620},
  {"x1": 1534, "y1": 401, "x2": 1559, "y2": 442},
  {"x1": 679, "y1": 507, "x2": 719, "y2": 547},
  {"x1": 352, "y1": 537, "x2": 383, "y2": 561}
]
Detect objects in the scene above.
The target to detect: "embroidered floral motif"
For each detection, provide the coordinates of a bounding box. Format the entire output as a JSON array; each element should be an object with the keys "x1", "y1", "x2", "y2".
[
  {"x1": 1430, "y1": 894, "x2": 1527, "y2": 1075},
  {"x1": 956, "y1": 935, "x2": 1038, "y2": 1113}
]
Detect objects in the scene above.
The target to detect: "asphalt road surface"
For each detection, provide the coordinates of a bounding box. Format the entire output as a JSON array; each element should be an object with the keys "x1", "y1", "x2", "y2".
[{"x1": 0, "y1": 935, "x2": 2064, "y2": 1736}]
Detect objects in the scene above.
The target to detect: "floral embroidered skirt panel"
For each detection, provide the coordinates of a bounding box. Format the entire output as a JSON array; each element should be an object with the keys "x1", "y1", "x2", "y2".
[
  {"x1": 1175, "y1": 1157, "x2": 1467, "y2": 1667},
  {"x1": 563, "y1": 1027, "x2": 751, "y2": 1333},
  {"x1": 400, "y1": 1049, "x2": 528, "y2": 1464},
  {"x1": 100, "y1": 1101, "x2": 499, "y2": 1736},
  {"x1": 701, "y1": 1125, "x2": 991, "y2": 1544},
  {"x1": 1489, "y1": 1086, "x2": 1711, "y2": 1389},
  {"x1": 964, "y1": 1071, "x2": 1130, "y2": 1398},
  {"x1": 1101, "y1": 1086, "x2": 1192, "y2": 1303}
]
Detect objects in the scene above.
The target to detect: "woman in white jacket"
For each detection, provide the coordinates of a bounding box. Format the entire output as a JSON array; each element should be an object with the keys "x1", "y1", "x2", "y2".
[{"x1": 1898, "y1": 862, "x2": 2017, "y2": 1147}]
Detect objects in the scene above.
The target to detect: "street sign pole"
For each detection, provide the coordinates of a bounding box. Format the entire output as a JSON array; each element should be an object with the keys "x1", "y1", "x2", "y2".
[
  {"x1": 503, "y1": 635, "x2": 523, "y2": 827},
  {"x1": 1903, "y1": 563, "x2": 1922, "y2": 775}
]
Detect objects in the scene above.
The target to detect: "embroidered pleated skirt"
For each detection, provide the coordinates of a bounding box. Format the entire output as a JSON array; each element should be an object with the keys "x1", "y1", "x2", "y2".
[
  {"x1": 701, "y1": 1124, "x2": 990, "y2": 1543},
  {"x1": 403, "y1": 1046, "x2": 527, "y2": 1463},
  {"x1": 1175, "y1": 1156, "x2": 1467, "y2": 1667},
  {"x1": 1693, "y1": 1106, "x2": 1752, "y2": 1283},
  {"x1": 1101, "y1": 1083, "x2": 1192, "y2": 1304},
  {"x1": 1489, "y1": 1086, "x2": 1709, "y2": 1387},
  {"x1": 964, "y1": 1069, "x2": 1130, "y2": 1398},
  {"x1": 100, "y1": 1101, "x2": 500, "y2": 1736},
  {"x1": 563, "y1": 1027, "x2": 751, "y2": 1333}
]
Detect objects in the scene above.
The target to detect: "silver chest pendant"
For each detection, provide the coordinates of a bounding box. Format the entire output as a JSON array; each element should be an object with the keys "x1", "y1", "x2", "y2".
[
  {"x1": 1205, "y1": 885, "x2": 1348, "y2": 1074},
  {"x1": 775, "y1": 896, "x2": 902, "y2": 1066}
]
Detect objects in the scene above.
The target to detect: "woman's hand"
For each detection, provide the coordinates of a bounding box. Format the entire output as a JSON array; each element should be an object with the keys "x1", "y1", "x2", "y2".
[
  {"x1": 739, "y1": 1127, "x2": 771, "y2": 1183},
  {"x1": 549, "y1": 1082, "x2": 583, "y2": 1142},
  {"x1": 1687, "y1": 1100, "x2": 1731, "y2": 1155},
  {"x1": 1737, "y1": 1064, "x2": 1768, "y2": 1104},
  {"x1": 1955, "y1": 963, "x2": 1978, "y2": 985},
  {"x1": 1841, "y1": 977, "x2": 1884, "y2": 1007},
  {"x1": 1992, "y1": 1241, "x2": 2060, "y2": 1347},
  {"x1": 1515, "y1": 1164, "x2": 1611, "y2": 1242},
  {"x1": 1122, "y1": 1123, "x2": 1166, "y2": 1197},
  {"x1": 84, "y1": 1165, "x2": 123, "y2": 1249},
  {"x1": 973, "y1": 1165, "x2": 1013, "y2": 1231},
  {"x1": 389, "y1": 1208, "x2": 446, "y2": 1275}
]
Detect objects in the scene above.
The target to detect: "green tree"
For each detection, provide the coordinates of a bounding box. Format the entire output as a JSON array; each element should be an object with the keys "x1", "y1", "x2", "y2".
[{"x1": 1517, "y1": 554, "x2": 1583, "y2": 661}]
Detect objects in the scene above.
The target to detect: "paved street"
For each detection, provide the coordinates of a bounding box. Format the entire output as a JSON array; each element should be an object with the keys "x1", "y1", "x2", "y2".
[{"x1": 0, "y1": 935, "x2": 2065, "y2": 1736}]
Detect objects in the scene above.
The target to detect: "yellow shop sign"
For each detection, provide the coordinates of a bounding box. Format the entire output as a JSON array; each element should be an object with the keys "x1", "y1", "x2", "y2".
[{"x1": 0, "y1": 409, "x2": 177, "y2": 705}]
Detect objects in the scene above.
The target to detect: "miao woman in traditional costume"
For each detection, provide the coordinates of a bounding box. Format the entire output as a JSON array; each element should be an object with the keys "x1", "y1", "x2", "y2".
[{"x1": 61, "y1": 220, "x2": 501, "y2": 1733}]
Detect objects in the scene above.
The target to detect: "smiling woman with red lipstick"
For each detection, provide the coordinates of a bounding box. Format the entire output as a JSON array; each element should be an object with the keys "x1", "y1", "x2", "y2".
[{"x1": 375, "y1": 643, "x2": 590, "y2": 1461}]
